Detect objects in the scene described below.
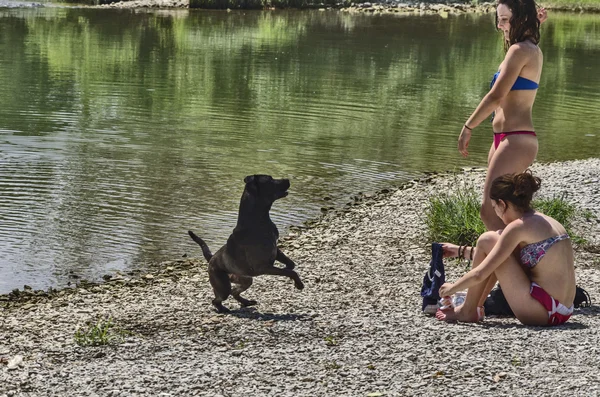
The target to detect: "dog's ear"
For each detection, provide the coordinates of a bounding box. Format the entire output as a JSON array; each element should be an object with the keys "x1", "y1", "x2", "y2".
[{"x1": 244, "y1": 175, "x2": 259, "y2": 194}]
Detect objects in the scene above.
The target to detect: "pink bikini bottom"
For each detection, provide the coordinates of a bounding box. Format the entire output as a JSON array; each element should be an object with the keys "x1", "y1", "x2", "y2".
[{"x1": 493, "y1": 131, "x2": 537, "y2": 149}]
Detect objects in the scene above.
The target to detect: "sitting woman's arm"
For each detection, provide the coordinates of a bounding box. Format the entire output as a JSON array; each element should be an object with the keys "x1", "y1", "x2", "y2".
[
  {"x1": 439, "y1": 221, "x2": 526, "y2": 296},
  {"x1": 442, "y1": 244, "x2": 475, "y2": 260}
]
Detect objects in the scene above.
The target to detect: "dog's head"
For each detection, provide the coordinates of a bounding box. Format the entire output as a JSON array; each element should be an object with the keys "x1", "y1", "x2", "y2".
[{"x1": 243, "y1": 175, "x2": 290, "y2": 204}]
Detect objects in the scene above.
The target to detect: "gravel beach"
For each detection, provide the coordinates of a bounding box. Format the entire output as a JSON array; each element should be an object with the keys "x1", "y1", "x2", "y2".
[{"x1": 1, "y1": 158, "x2": 599, "y2": 397}]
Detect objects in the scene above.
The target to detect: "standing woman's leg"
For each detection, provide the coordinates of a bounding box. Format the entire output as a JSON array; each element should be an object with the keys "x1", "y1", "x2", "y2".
[{"x1": 480, "y1": 135, "x2": 538, "y2": 231}]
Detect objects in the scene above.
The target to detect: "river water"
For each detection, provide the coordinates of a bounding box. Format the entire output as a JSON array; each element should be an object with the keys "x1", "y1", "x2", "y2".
[{"x1": 0, "y1": 7, "x2": 598, "y2": 292}]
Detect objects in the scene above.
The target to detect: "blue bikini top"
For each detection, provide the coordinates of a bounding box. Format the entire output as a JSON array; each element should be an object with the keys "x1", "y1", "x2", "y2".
[{"x1": 490, "y1": 71, "x2": 539, "y2": 90}]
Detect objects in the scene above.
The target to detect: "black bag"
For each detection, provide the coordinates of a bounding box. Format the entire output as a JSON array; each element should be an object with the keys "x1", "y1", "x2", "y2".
[
  {"x1": 484, "y1": 284, "x2": 514, "y2": 316},
  {"x1": 484, "y1": 284, "x2": 592, "y2": 316},
  {"x1": 421, "y1": 243, "x2": 445, "y2": 313},
  {"x1": 574, "y1": 286, "x2": 592, "y2": 308}
]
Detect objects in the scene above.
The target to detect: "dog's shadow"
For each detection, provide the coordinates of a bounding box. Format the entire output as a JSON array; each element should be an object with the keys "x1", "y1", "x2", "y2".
[{"x1": 227, "y1": 307, "x2": 312, "y2": 322}]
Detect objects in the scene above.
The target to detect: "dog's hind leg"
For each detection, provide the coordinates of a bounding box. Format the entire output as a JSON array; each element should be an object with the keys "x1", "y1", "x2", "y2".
[
  {"x1": 209, "y1": 265, "x2": 232, "y2": 313},
  {"x1": 262, "y1": 267, "x2": 304, "y2": 290},
  {"x1": 230, "y1": 275, "x2": 257, "y2": 307},
  {"x1": 276, "y1": 249, "x2": 296, "y2": 270}
]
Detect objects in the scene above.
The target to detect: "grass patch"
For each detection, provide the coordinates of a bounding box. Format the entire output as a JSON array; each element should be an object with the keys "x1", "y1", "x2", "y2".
[
  {"x1": 74, "y1": 317, "x2": 130, "y2": 347},
  {"x1": 533, "y1": 194, "x2": 588, "y2": 245},
  {"x1": 324, "y1": 361, "x2": 342, "y2": 370},
  {"x1": 424, "y1": 177, "x2": 486, "y2": 247},
  {"x1": 424, "y1": 178, "x2": 587, "y2": 246}
]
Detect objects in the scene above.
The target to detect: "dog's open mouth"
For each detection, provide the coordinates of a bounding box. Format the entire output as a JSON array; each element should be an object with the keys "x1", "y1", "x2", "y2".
[
  {"x1": 274, "y1": 179, "x2": 290, "y2": 199},
  {"x1": 275, "y1": 188, "x2": 289, "y2": 199}
]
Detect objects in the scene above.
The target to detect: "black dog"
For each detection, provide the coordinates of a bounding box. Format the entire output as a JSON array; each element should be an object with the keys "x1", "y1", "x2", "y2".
[{"x1": 188, "y1": 175, "x2": 304, "y2": 313}]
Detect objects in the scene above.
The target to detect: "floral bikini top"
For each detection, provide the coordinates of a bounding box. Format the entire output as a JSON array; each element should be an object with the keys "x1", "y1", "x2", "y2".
[{"x1": 520, "y1": 234, "x2": 570, "y2": 268}]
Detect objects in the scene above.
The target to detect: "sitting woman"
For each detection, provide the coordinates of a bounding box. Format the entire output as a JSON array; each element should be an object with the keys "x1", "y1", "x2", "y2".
[{"x1": 436, "y1": 171, "x2": 576, "y2": 326}]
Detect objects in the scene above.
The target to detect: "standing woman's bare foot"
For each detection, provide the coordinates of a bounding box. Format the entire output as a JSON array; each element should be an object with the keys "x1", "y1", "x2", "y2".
[{"x1": 436, "y1": 305, "x2": 484, "y2": 323}]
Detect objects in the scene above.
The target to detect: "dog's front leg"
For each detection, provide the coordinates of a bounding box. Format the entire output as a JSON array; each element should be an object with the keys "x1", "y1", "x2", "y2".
[
  {"x1": 276, "y1": 248, "x2": 296, "y2": 269},
  {"x1": 263, "y1": 267, "x2": 304, "y2": 290}
]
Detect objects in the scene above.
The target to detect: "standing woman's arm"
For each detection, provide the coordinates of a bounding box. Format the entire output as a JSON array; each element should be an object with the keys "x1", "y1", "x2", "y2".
[
  {"x1": 464, "y1": 45, "x2": 530, "y2": 129},
  {"x1": 457, "y1": 45, "x2": 531, "y2": 157}
]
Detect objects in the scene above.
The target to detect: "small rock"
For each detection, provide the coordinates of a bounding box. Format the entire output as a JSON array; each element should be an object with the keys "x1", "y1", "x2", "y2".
[{"x1": 7, "y1": 355, "x2": 23, "y2": 370}]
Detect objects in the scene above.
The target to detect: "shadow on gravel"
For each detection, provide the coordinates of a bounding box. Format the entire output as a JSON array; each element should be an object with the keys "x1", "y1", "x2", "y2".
[
  {"x1": 574, "y1": 306, "x2": 600, "y2": 316},
  {"x1": 120, "y1": 308, "x2": 312, "y2": 337},
  {"x1": 228, "y1": 307, "x2": 312, "y2": 322},
  {"x1": 480, "y1": 320, "x2": 588, "y2": 330}
]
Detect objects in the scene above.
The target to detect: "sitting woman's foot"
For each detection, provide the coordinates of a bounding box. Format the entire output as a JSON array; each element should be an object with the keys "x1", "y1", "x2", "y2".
[{"x1": 435, "y1": 304, "x2": 484, "y2": 323}]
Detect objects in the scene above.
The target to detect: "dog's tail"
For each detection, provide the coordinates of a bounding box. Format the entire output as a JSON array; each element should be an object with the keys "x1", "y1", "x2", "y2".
[{"x1": 188, "y1": 230, "x2": 213, "y2": 262}]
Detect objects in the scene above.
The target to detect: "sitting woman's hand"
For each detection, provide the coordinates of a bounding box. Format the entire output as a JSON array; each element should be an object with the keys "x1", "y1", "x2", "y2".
[
  {"x1": 441, "y1": 243, "x2": 459, "y2": 258},
  {"x1": 439, "y1": 283, "x2": 454, "y2": 297}
]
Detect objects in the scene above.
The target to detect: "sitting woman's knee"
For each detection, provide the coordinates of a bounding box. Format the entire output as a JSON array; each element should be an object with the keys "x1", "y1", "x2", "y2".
[{"x1": 476, "y1": 231, "x2": 500, "y2": 252}]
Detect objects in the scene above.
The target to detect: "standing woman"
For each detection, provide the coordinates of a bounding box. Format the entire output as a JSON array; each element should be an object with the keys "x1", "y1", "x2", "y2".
[{"x1": 458, "y1": 0, "x2": 547, "y2": 231}]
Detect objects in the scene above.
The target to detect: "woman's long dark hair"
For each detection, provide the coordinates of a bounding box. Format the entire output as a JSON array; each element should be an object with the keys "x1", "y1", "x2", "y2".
[{"x1": 496, "y1": 0, "x2": 540, "y2": 50}]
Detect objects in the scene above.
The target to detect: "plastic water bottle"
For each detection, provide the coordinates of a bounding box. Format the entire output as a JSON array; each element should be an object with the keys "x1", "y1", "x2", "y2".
[
  {"x1": 453, "y1": 291, "x2": 467, "y2": 307},
  {"x1": 439, "y1": 296, "x2": 453, "y2": 310}
]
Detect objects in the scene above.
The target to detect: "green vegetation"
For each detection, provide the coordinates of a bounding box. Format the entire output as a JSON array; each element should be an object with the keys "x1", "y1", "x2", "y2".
[
  {"x1": 534, "y1": 193, "x2": 589, "y2": 245},
  {"x1": 234, "y1": 340, "x2": 248, "y2": 349},
  {"x1": 324, "y1": 335, "x2": 339, "y2": 346},
  {"x1": 542, "y1": 0, "x2": 600, "y2": 11},
  {"x1": 424, "y1": 177, "x2": 587, "y2": 246},
  {"x1": 74, "y1": 317, "x2": 131, "y2": 346},
  {"x1": 424, "y1": 176, "x2": 486, "y2": 247},
  {"x1": 324, "y1": 361, "x2": 342, "y2": 370}
]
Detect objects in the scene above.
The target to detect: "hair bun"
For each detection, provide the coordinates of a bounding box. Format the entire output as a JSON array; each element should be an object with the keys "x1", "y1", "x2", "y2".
[{"x1": 513, "y1": 170, "x2": 541, "y2": 196}]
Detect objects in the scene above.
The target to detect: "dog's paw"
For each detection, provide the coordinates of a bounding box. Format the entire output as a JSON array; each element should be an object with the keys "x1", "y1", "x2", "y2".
[
  {"x1": 294, "y1": 280, "x2": 305, "y2": 290},
  {"x1": 240, "y1": 299, "x2": 258, "y2": 307},
  {"x1": 234, "y1": 296, "x2": 257, "y2": 307},
  {"x1": 213, "y1": 302, "x2": 231, "y2": 314}
]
